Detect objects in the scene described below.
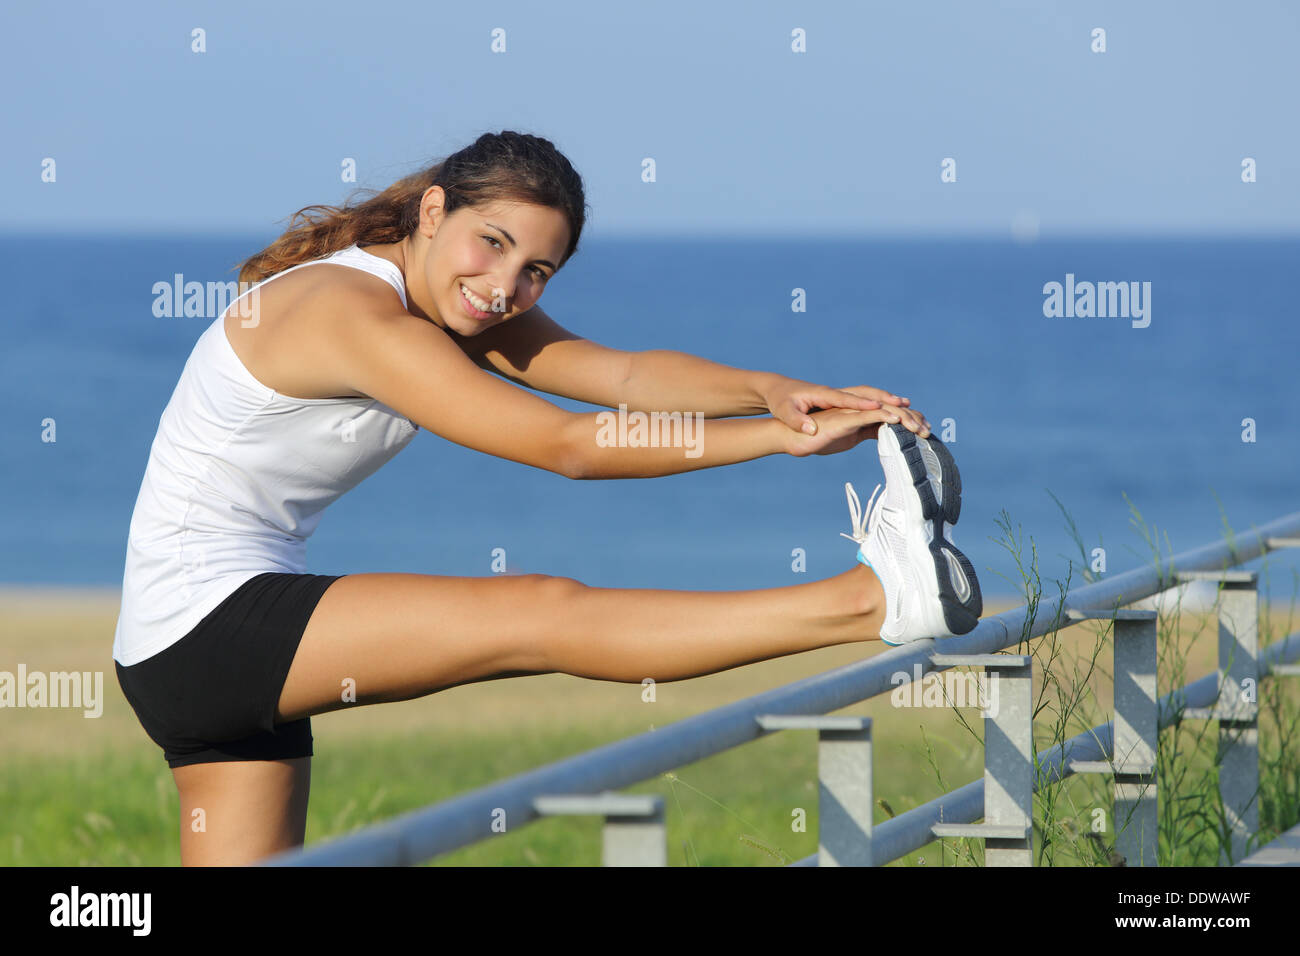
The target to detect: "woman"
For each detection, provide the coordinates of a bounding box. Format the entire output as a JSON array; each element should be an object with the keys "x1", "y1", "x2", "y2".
[{"x1": 112, "y1": 130, "x2": 982, "y2": 866}]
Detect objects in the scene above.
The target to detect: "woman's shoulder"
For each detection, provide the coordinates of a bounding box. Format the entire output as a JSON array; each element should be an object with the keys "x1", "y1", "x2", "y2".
[{"x1": 224, "y1": 262, "x2": 411, "y2": 401}]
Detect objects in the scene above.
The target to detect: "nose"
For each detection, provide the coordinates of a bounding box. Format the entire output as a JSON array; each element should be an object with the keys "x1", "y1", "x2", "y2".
[{"x1": 487, "y1": 270, "x2": 529, "y2": 307}]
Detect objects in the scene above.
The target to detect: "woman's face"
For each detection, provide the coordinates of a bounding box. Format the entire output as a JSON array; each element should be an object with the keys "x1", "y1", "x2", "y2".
[{"x1": 416, "y1": 187, "x2": 570, "y2": 336}]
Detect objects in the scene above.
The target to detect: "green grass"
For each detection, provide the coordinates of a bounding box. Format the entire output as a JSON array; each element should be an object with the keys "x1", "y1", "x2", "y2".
[{"x1": 2, "y1": 719, "x2": 984, "y2": 866}]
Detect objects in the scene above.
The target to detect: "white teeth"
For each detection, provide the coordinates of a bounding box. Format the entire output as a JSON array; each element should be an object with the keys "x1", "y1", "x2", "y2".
[{"x1": 461, "y1": 284, "x2": 491, "y2": 312}]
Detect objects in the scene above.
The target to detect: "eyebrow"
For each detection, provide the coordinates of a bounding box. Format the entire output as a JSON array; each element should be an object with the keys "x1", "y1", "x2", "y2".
[{"x1": 485, "y1": 222, "x2": 558, "y2": 271}]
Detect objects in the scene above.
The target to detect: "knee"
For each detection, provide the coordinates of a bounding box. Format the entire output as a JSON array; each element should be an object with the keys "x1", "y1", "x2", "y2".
[
  {"x1": 524, "y1": 573, "x2": 585, "y2": 605},
  {"x1": 516, "y1": 574, "x2": 586, "y2": 670}
]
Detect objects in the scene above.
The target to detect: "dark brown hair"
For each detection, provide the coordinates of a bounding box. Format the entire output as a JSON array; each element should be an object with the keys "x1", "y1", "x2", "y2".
[{"x1": 235, "y1": 131, "x2": 588, "y2": 285}]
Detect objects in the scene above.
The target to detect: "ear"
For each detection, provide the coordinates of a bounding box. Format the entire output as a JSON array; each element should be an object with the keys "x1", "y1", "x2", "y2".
[{"x1": 419, "y1": 186, "x2": 448, "y2": 237}]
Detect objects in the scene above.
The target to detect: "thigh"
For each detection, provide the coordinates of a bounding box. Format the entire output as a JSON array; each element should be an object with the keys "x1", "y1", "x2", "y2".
[
  {"x1": 275, "y1": 572, "x2": 575, "y2": 723},
  {"x1": 172, "y1": 756, "x2": 311, "y2": 866}
]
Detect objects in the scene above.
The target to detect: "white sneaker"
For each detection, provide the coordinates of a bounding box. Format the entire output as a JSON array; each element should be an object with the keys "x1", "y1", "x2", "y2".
[{"x1": 840, "y1": 424, "x2": 982, "y2": 645}]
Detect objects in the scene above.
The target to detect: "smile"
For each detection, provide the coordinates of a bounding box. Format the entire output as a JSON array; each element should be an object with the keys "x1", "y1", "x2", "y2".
[{"x1": 459, "y1": 284, "x2": 495, "y2": 319}]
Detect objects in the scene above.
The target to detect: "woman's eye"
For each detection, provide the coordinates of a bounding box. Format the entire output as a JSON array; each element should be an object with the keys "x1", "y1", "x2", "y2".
[{"x1": 484, "y1": 236, "x2": 547, "y2": 279}]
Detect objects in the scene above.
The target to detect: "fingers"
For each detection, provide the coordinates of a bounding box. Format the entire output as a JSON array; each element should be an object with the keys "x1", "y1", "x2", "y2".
[
  {"x1": 811, "y1": 405, "x2": 937, "y2": 443},
  {"x1": 834, "y1": 407, "x2": 898, "y2": 423},
  {"x1": 838, "y1": 385, "x2": 899, "y2": 406},
  {"x1": 843, "y1": 385, "x2": 912, "y2": 407},
  {"x1": 800, "y1": 405, "x2": 939, "y2": 457},
  {"x1": 813, "y1": 387, "x2": 884, "y2": 415},
  {"x1": 878, "y1": 402, "x2": 931, "y2": 437},
  {"x1": 785, "y1": 393, "x2": 874, "y2": 435},
  {"x1": 806, "y1": 408, "x2": 896, "y2": 443}
]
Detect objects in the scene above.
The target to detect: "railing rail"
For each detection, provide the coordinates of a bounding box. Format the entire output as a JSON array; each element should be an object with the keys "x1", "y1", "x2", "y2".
[
  {"x1": 262, "y1": 510, "x2": 1300, "y2": 867},
  {"x1": 788, "y1": 630, "x2": 1300, "y2": 866}
]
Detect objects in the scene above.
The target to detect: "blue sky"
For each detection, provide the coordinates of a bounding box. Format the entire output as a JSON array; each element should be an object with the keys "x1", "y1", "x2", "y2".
[{"x1": 2, "y1": 0, "x2": 1296, "y2": 238}]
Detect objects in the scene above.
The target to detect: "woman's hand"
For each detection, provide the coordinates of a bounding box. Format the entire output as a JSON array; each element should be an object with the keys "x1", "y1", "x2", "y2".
[
  {"x1": 783, "y1": 405, "x2": 922, "y2": 457},
  {"x1": 762, "y1": 376, "x2": 930, "y2": 438}
]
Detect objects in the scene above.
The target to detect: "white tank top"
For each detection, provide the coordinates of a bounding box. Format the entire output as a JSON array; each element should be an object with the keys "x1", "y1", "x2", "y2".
[{"x1": 112, "y1": 244, "x2": 419, "y2": 666}]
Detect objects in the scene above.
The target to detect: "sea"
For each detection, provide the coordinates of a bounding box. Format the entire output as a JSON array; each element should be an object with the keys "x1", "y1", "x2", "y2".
[{"x1": 2, "y1": 234, "x2": 1297, "y2": 607}]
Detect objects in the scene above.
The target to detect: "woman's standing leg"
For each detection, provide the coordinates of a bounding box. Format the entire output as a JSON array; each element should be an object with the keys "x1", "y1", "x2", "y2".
[{"x1": 171, "y1": 757, "x2": 310, "y2": 866}]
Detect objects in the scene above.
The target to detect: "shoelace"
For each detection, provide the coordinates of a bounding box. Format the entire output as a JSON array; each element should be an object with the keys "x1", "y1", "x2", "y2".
[{"x1": 839, "y1": 480, "x2": 884, "y2": 546}]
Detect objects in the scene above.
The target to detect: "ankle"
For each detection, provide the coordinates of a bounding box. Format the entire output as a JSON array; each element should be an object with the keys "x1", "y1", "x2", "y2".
[{"x1": 850, "y1": 561, "x2": 886, "y2": 618}]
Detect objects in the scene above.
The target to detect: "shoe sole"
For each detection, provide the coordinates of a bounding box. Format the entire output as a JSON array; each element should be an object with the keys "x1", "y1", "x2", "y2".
[
  {"x1": 891, "y1": 423, "x2": 961, "y2": 525},
  {"x1": 881, "y1": 424, "x2": 983, "y2": 641}
]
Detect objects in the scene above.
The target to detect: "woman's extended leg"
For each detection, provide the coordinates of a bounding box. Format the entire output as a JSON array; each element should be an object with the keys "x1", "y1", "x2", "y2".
[{"x1": 274, "y1": 564, "x2": 887, "y2": 722}]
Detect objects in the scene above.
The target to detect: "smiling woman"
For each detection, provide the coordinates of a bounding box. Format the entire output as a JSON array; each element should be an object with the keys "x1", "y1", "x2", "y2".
[
  {"x1": 237, "y1": 134, "x2": 583, "y2": 340},
  {"x1": 112, "y1": 129, "x2": 979, "y2": 867}
]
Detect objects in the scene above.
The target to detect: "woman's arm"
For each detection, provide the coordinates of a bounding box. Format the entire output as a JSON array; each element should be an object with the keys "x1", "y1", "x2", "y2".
[
  {"x1": 565, "y1": 414, "x2": 784, "y2": 479},
  {"x1": 619, "y1": 349, "x2": 777, "y2": 418},
  {"x1": 451, "y1": 305, "x2": 775, "y2": 417},
  {"x1": 320, "y1": 297, "x2": 897, "y2": 481},
  {"x1": 456, "y1": 307, "x2": 929, "y2": 439},
  {"x1": 325, "y1": 305, "x2": 587, "y2": 479},
  {"x1": 447, "y1": 305, "x2": 636, "y2": 408},
  {"x1": 563, "y1": 405, "x2": 900, "y2": 480}
]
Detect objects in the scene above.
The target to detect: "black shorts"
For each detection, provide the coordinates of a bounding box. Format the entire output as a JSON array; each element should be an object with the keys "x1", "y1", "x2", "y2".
[{"x1": 115, "y1": 571, "x2": 346, "y2": 769}]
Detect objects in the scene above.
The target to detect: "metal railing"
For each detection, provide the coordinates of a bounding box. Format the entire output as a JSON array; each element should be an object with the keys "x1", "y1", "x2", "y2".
[{"x1": 262, "y1": 511, "x2": 1300, "y2": 867}]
